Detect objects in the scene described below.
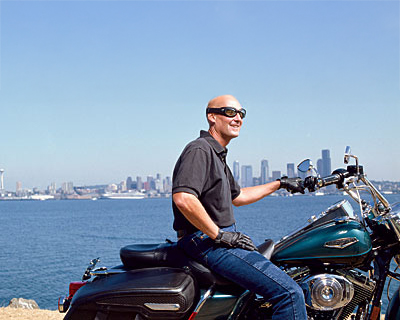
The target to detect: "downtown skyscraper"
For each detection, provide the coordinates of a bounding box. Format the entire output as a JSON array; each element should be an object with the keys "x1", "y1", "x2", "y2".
[
  {"x1": 319, "y1": 149, "x2": 332, "y2": 177},
  {"x1": 260, "y1": 160, "x2": 269, "y2": 184},
  {"x1": 241, "y1": 165, "x2": 253, "y2": 188},
  {"x1": 287, "y1": 163, "x2": 295, "y2": 178},
  {"x1": 233, "y1": 160, "x2": 240, "y2": 183}
]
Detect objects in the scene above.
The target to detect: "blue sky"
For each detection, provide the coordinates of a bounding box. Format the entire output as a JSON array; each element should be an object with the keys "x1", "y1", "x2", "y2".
[{"x1": 0, "y1": 0, "x2": 399, "y2": 190}]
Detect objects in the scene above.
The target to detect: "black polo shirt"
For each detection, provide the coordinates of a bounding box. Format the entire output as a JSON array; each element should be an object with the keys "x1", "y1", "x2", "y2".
[{"x1": 172, "y1": 130, "x2": 241, "y2": 232}]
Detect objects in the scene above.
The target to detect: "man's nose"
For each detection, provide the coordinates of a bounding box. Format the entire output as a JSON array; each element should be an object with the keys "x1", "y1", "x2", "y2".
[{"x1": 233, "y1": 113, "x2": 242, "y2": 121}]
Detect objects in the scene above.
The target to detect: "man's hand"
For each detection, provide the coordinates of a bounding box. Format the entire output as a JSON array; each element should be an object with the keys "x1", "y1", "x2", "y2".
[
  {"x1": 214, "y1": 230, "x2": 258, "y2": 251},
  {"x1": 278, "y1": 177, "x2": 305, "y2": 194}
]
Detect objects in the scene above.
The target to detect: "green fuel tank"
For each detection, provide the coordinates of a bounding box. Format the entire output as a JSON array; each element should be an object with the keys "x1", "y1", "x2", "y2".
[{"x1": 271, "y1": 200, "x2": 372, "y2": 267}]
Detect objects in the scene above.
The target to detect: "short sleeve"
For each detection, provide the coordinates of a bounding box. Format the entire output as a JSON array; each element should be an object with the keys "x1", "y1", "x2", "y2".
[{"x1": 172, "y1": 147, "x2": 210, "y2": 198}]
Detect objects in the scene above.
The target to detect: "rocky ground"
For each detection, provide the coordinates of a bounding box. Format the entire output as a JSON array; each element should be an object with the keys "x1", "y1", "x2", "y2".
[
  {"x1": 0, "y1": 307, "x2": 64, "y2": 320},
  {"x1": 0, "y1": 298, "x2": 63, "y2": 320}
]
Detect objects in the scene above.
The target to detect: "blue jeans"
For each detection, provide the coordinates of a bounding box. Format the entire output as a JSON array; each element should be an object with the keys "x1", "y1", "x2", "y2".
[{"x1": 178, "y1": 225, "x2": 307, "y2": 320}]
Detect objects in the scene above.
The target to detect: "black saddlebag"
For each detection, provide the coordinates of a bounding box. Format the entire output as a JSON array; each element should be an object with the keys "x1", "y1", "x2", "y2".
[{"x1": 65, "y1": 267, "x2": 196, "y2": 320}]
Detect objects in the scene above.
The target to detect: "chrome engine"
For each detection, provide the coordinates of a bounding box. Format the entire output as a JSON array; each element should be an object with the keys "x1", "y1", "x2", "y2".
[
  {"x1": 291, "y1": 268, "x2": 375, "y2": 320},
  {"x1": 301, "y1": 274, "x2": 354, "y2": 311}
]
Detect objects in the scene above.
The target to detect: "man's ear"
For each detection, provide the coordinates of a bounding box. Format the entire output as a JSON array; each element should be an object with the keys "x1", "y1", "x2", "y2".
[{"x1": 207, "y1": 112, "x2": 216, "y2": 125}]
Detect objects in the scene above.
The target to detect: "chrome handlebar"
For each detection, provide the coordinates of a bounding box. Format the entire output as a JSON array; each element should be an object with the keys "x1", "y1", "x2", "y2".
[{"x1": 305, "y1": 168, "x2": 391, "y2": 217}]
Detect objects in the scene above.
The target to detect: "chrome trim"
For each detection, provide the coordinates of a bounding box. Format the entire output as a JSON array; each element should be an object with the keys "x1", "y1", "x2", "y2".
[
  {"x1": 333, "y1": 216, "x2": 350, "y2": 223},
  {"x1": 360, "y1": 175, "x2": 390, "y2": 210},
  {"x1": 58, "y1": 296, "x2": 70, "y2": 313},
  {"x1": 324, "y1": 237, "x2": 359, "y2": 249},
  {"x1": 191, "y1": 286, "x2": 215, "y2": 315},
  {"x1": 90, "y1": 268, "x2": 125, "y2": 277},
  {"x1": 336, "y1": 269, "x2": 375, "y2": 293},
  {"x1": 144, "y1": 303, "x2": 180, "y2": 311},
  {"x1": 227, "y1": 290, "x2": 251, "y2": 320}
]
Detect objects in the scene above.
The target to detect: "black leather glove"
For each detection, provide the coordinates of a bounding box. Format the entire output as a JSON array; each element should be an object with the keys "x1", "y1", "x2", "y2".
[
  {"x1": 278, "y1": 177, "x2": 305, "y2": 194},
  {"x1": 214, "y1": 230, "x2": 258, "y2": 251},
  {"x1": 304, "y1": 176, "x2": 318, "y2": 192}
]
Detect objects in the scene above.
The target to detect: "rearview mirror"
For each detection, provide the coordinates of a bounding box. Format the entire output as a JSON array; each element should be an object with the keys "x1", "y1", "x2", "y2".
[
  {"x1": 344, "y1": 146, "x2": 351, "y2": 164},
  {"x1": 297, "y1": 159, "x2": 312, "y2": 173}
]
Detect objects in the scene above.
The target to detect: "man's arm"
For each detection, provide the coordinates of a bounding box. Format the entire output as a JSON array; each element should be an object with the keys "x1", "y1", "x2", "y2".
[
  {"x1": 173, "y1": 192, "x2": 219, "y2": 239},
  {"x1": 232, "y1": 181, "x2": 280, "y2": 207}
]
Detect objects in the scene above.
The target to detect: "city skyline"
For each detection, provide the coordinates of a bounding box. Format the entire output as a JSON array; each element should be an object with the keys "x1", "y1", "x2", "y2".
[
  {"x1": 1, "y1": 148, "x2": 398, "y2": 194},
  {"x1": 0, "y1": 1, "x2": 398, "y2": 189}
]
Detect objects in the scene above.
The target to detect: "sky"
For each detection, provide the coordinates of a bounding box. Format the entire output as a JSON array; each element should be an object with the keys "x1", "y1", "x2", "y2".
[{"x1": 0, "y1": 0, "x2": 399, "y2": 190}]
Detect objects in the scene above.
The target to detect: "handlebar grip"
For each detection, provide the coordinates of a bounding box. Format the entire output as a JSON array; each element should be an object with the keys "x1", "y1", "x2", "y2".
[
  {"x1": 318, "y1": 174, "x2": 342, "y2": 187},
  {"x1": 304, "y1": 168, "x2": 350, "y2": 192}
]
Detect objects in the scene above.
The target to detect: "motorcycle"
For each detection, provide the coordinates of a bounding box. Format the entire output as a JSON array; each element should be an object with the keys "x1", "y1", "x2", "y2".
[{"x1": 58, "y1": 147, "x2": 400, "y2": 320}]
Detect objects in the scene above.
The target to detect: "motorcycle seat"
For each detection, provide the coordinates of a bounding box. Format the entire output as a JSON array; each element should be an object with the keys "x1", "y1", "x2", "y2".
[{"x1": 120, "y1": 239, "x2": 275, "y2": 293}]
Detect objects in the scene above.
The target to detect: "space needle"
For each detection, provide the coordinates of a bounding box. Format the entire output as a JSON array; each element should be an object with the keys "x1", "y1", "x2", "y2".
[{"x1": 0, "y1": 168, "x2": 4, "y2": 190}]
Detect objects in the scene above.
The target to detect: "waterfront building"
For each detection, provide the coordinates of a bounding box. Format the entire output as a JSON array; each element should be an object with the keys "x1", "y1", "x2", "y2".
[
  {"x1": 119, "y1": 180, "x2": 127, "y2": 192},
  {"x1": 164, "y1": 176, "x2": 172, "y2": 193},
  {"x1": 136, "y1": 176, "x2": 143, "y2": 190},
  {"x1": 107, "y1": 184, "x2": 118, "y2": 192},
  {"x1": 62, "y1": 182, "x2": 74, "y2": 194},
  {"x1": 272, "y1": 171, "x2": 281, "y2": 181},
  {"x1": 322, "y1": 149, "x2": 332, "y2": 177},
  {"x1": 126, "y1": 177, "x2": 133, "y2": 190},
  {"x1": 147, "y1": 176, "x2": 156, "y2": 190},
  {"x1": 241, "y1": 165, "x2": 253, "y2": 188},
  {"x1": 321, "y1": 149, "x2": 334, "y2": 192},
  {"x1": 48, "y1": 182, "x2": 57, "y2": 195},
  {"x1": 317, "y1": 159, "x2": 323, "y2": 175},
  {"x1": 287, "y1": 163, "x2": 295, "y2": 178},
  {"x1": 15, "y1": 181, "x2": 23, "y2": 196},
  {"x1": 233, "y1": 160, "x2": 240, "y2": 182},
  {"x1": 261, "y1": 160, "x2": 269, "y2": 184},
  {"x1": 155, "y1": 179, "x2": 163, "y2": 193},
  {"x1": 253, "y1": 177, "x2": 261, "y2": 186}
]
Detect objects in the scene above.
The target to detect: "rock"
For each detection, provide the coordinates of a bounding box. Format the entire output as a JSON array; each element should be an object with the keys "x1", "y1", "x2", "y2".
[{"x1": 8, "y1": 298, "x2": 39, "y2": 309}]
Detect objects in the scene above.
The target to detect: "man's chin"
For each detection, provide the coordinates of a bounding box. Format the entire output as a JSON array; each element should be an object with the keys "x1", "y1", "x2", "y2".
[{"x1": 229, "y1": 131, "x2": 240, "y2": 138}]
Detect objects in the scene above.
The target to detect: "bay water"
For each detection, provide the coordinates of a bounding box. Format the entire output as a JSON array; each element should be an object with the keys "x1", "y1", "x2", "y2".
[{"x1": 1, "y1": 194, "x2": 400, "y2": 311}]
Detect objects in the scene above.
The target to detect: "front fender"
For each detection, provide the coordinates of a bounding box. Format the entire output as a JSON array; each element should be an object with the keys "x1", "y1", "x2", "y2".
[{"x1": 385, "y1": 287, "x2": 400, "y2": 320}]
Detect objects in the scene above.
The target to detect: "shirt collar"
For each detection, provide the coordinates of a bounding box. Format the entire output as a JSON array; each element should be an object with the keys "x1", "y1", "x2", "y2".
[{"x1": 200, "y1": 130, "x2": 228, "y2": 160}]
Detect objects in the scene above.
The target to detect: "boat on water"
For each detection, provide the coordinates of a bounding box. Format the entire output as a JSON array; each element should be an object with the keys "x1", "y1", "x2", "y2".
[
  {"x1": 30, "y1": 194, "x2": 55, "y2": 201},
  {"x1": 101, "y1": 191, "x2": 146, "y2": 200}
]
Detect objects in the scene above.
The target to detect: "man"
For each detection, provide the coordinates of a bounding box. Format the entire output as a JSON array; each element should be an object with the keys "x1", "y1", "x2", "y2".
[{"x1": 172, "y1": 95, "x2": 307, "y2": 320}]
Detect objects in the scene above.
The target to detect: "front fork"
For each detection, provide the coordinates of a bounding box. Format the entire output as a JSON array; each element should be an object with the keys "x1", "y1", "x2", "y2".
[{"x1": 368, "y1": 250, "x2": 392, "y2": 320}]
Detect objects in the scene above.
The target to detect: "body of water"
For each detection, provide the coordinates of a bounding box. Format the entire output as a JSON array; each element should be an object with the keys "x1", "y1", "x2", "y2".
[{"x1": 1, "y1": 194, "x2": 400, "y2": 311}]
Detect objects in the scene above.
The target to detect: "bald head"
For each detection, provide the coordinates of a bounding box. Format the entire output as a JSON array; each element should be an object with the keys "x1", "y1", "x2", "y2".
[
  {"x1": 207, "y1": 95, "x2": 241, "y2": 109},
  {"x1": 205, "y1": 95, "x2": 244, "y2": 147}
]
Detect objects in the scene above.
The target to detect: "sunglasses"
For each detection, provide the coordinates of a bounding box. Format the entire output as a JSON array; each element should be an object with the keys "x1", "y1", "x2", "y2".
[{"x1": 206, "y1": 107, "x2": 246, "y2": 119}]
